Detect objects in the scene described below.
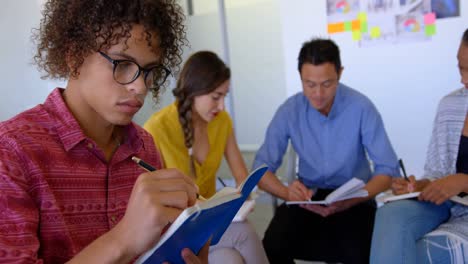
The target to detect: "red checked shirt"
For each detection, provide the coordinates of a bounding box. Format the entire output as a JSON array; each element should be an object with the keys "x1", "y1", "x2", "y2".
[{"x1": 0, "y1": 88, "x2": 162, "y2": 263}]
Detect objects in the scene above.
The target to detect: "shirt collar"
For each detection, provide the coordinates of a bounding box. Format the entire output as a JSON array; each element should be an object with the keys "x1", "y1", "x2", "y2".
[
  {"x1": 305, "y1": 83, "x2": 344, "y2": 120},
  {"x1": 43, "y1": 88, "x2": 145, "y2": 153},
  {"x1": 327, "y1": 83, "x2": 344, "y2": 119}
]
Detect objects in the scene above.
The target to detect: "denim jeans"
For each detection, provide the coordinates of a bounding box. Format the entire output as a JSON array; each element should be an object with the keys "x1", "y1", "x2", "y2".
[
  {"x1": 417, "y1": 235, "x2": 465, "y2": 264},
  {"x1": 370, "y1": 199, "x2": 451, "y2": 264}
]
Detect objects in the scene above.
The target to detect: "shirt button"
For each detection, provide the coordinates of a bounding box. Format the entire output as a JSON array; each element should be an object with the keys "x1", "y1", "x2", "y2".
[
  {"x1": 111, "y1": 215, "x2": 117, "y2": 223},
  {"x1": 87, "y1": 143, "x2": 93, "y2": 149}
]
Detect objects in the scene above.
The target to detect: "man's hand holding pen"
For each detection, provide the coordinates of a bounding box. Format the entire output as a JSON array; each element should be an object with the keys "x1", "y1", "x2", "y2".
[
  {"x1": 132, "y1": 156, "x2": 207, "y2": 201},
  {"x1": 286, "y1": 180, "x2": 314, "y2": 201},
  {"x1": 110, "y1": 156, "x2": 209, "y2": 263},
  {"x1": 112, "y1": 167, "x2": 199, "y2": 262}
]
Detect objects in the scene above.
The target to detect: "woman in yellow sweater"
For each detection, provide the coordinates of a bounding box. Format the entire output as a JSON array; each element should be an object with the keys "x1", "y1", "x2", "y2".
[{"x1": 144, "y1": 51, "x2": 268, "y2": 264}]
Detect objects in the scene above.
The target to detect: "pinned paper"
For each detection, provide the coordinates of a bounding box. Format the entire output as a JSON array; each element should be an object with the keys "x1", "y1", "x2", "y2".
[
  {"x1": 328, "y1": 22, "x2": 345, "y2": 34},
  {"x1": 360, "y1": 21, "x2": 368, "y2": 33},
  {"x1": 326, "y1": 6, "x2": 436, "y2": 44},
  {"x1": 424, "y1": 12, "x2": 436, "y2": 25},
  {"x1": 370, "y1": 27, "x2": 381, "y2": 39},
  {"x1": 344, "y1": 21, "x2": 352, "y2": 32},
  {"x1": 351, "y1": 20, "x2": 361, "y2": 31},
  {"x1": 352, "y1": 31, "x2": 362, "y2": 41},
  {"x1": 425, "y1": 24, "x2": 436, "y2": 36},
  {"x1": 358, "y1": 12, "x2": 367, "y2": 22}
]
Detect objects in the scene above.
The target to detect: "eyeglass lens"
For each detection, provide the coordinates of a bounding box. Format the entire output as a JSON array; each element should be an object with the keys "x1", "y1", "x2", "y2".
[{"x1": 113, "y1": 61, "x2": 168, "y2": 89}]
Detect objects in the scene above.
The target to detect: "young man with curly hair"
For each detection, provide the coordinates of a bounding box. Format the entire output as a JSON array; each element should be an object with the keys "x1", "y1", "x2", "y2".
[{"x1": 0, "y1": 1, "x2": 207, "y2": 263}]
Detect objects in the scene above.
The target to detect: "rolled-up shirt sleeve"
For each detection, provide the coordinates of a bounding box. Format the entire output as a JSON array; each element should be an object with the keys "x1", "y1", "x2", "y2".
[
  {"x1": 253, "y1": 103, "x2": 290, "y2": 174},
  {"x1": 360, "y1": 101, "x2": 400, "y2": 178}
]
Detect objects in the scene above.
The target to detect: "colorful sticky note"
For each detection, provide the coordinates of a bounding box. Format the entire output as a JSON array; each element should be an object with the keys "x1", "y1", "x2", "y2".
[
  {"x1": 424, "y1": 12, "x2": 436, "y2": 25},
  {"x1": 352, "y1": 31, "x2": 362, "y2": 41},
  {"x1": 351, "y1": 20, "x2": 361, "y2": 31},
  {"x1": 344, "y1": 21, "x2": 352, "y2": 32},
  {"x1": 370, "y1": 26, "x2": 381, "y2": 39},
  {"x1": 328, "y1": 23, "x2": 345, "y2": 34},
  {"x1": 425, "y1": 24, "x2": 436, "y2": 36},
  {"x1": 360, "y1": 21, "x2": 368, "y2": 33},
  {"x1": 358, "y1": 12, "x2": 368, "y2": 22}
]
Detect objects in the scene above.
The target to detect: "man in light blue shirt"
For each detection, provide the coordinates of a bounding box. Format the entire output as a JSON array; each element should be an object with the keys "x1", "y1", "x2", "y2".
[{"x1": 254, "y1": 38, "x2": 400, "y2": 264}]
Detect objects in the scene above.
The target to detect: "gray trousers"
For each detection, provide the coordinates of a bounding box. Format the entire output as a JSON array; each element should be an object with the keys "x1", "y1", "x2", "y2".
[{"x1": 209, "y1": 221, "x2": 269, "y2": 264}]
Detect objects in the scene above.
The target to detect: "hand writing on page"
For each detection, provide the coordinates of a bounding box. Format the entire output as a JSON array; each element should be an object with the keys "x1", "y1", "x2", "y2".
[
  {"x1": 419, "y1": 174, "x2": 468, "y2": 205},
  {"x1": 287, "y1": 180, "x2": 313, "y2": 201},
  {"x1": 392, "y1": 175, "x2": 429, "y2": 195},
  {"x1": 300, "y1": 197, "x2": 364, "y2": 217},
  {"x1": 392, "y1": 175, "x2": 414, "y2": 194},
  {"x1": 112, "y1": 168, "x2": 198, "y2": 260}
]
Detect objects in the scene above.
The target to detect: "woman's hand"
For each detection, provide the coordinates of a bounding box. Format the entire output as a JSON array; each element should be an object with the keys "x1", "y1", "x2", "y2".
[
  {"x1": 419, "y1": 174, "x2": 468, "y2": 205},
  {"x1": 300, "y1": 197, "x2": 364, "y2": 217},
  {"x1": 391, "y1": 175, "x2": 429, "y2": 194}
]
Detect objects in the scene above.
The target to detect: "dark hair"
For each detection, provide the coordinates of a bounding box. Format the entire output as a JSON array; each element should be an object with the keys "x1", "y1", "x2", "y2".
[
  {"x1": 297, "y1": 38, "x2": 341, "y2": 74},
  {"x1": 33, "y1": 0, "x2": 186, "y2": 99},
  {"x1": 172, "y1": 51, "x2": 230, "y2": 151},
  {"x1": 463, "y1": 28, "x2": 468, "y2": 44}
]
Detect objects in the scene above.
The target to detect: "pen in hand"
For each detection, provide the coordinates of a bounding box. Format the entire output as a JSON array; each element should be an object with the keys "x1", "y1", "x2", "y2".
[
  {"x1": 132, "y1": 156, "x2": 156, "y2": 172},
  {"x1": 398, "y1": 159, "x2": 409, "y2": 182},
  {"x1": 131, "y1": 156, "x2": 206, "y2": 201}
]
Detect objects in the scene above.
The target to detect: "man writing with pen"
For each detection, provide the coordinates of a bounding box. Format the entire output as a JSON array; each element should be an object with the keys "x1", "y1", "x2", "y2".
[
  {"x1": 370, "y1": 28, "x2": 468, "y2": 264},
  {"x1": 0, "y1": 0, "x2": 208, "y2": 263},
  {"x1": 253, "y1": 38, "x2": 401, "y2": 264}
]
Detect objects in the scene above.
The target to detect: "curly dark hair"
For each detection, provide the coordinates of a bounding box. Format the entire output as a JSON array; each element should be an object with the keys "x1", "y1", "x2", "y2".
[{"x1": 33, "y1": 0, "x2": 186, "y2": 99}]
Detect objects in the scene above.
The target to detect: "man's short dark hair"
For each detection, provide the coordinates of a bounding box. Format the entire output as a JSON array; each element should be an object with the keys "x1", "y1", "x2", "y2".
[
  {"x1": 297, "y1": 38, "x2": 341, "y2": 74},
  {"x1": 462, "y1": 28, "x2": 468, "y2": 44}
]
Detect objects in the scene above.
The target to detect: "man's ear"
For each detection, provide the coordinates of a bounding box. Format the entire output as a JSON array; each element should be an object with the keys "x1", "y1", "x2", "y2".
[{"x1": 337, "y1": 66, "x2": 344, "y2": 80}]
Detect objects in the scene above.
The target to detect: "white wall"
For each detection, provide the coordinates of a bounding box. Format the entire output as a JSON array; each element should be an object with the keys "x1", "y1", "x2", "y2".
[
  {"x1": 225, "y1": 0, "x2": 286, "y2": 150},
  {"x1": 134, "y1": 7, "x2": 226, "y2": 125},
  {"x1": 278, "y1": 0, "x2": 467, "y2": 176},
  {"x1": 0, "y1": 0, "x2": 55, "y2": 121},
  {"x1": 2, "y1": 0, "x2": 467, "y2": 178},
  {"x1": 136, "y1": 0, "x2": 286, "y2": 151}
]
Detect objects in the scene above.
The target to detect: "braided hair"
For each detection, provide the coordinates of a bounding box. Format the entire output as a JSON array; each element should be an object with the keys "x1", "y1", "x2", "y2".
[{"x1": 172, "y1": 51, "x2": 230, "y2": 177}]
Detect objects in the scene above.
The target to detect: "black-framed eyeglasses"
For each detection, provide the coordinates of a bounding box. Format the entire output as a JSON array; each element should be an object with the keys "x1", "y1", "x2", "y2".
[{"x1": 98, "y1": 51, "x2": 171, "y2": 91}]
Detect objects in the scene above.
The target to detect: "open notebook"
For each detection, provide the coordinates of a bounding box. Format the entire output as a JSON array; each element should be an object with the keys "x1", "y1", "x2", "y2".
[
  {"x1": 286, "y1": 178, "x2": 368, "y2": 205},
  {"x1": 135, "y1": 165, "x2": 268, "y2": 264},
  {"x1": 381, "y1": 192, "x2": 468, "y2": 206}
]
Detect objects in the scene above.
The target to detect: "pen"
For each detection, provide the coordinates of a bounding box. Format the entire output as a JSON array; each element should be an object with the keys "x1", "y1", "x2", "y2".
[
  {"x1": 399, "y1": 159, "x2": 409, "y2": 181},
  {"x1": 132, "y1": 156, "x2": 156, "y2": 172},
  {"x1": 131, "y1": 156, "x2": 206, "y2": 201}
]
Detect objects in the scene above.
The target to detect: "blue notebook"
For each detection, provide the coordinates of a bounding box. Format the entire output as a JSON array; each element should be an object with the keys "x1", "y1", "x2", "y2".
[{"x1": 135, "y1": 165, "x2": 268, "y2": 264}]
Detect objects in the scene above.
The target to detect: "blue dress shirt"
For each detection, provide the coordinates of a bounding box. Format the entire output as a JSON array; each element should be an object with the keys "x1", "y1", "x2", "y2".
[{"x1": 253, "y1": 83, "x2": 400, "y2": 189}]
